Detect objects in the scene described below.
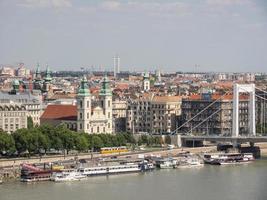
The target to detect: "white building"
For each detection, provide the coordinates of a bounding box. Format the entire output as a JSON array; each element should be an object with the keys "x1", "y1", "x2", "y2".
[
  {"x1": 113, "y1": 55, "x2": 120, "y2": 78},
  {"x1": 77, "y1": 75, "x2": 113, "y2": 134},
  {"x1": 143, "y1": 72, "x2": 150, "y2": 92}
]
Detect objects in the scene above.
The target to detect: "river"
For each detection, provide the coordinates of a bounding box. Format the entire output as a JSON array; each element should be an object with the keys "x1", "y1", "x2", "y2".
[{"x1": 1, "y1": 158, "x2": 267, "y2": 200}]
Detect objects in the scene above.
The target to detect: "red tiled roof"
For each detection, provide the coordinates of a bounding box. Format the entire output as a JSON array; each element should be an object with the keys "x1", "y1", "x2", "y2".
[
  {"x1": 187, "y1": 93, "x2": 249, "y2": 101},
  {"x1": 41, "y1": 105, "x2": 77, "y2": 121}
]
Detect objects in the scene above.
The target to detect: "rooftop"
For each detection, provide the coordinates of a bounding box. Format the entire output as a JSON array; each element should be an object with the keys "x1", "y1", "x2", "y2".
[{"x1": 41, "y1": 104, "x2": 77, "y2": 121}]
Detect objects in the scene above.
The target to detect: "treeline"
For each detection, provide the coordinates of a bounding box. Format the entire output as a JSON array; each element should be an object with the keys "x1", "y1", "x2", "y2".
[{"x1": 0, "y1": 124, "x2": 162, "y2": 157}]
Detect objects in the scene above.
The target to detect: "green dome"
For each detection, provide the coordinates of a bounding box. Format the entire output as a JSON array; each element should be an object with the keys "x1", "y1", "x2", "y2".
[
  {"x1": 78, "y1": 76, "x2": 90, "y2": 96},
  {"x1": 99, "y1": 75, "x2": 112, "y2": 96},
  {"x1": 12, "y1": 79, "x2": 20, "y2": 86}
]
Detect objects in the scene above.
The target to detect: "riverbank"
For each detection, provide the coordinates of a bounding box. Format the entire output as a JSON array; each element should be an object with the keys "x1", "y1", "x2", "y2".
[
  {"x1": 0, "y1": 146, "x2": 216, "y2": 169},
  {"x1": 1, "y1": 143, "x2": 267, "y2": 180},
  {"x1": 1, "y1": 143, "x2": 267, "y2": 168}
]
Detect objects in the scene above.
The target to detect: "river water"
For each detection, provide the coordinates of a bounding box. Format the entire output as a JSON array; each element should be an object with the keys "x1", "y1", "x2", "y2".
[{"x1": 1, "y1": 158, "x2": 267, "y2": 200}]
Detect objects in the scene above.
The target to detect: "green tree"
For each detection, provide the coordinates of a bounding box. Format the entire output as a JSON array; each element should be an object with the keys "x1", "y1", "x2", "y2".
[
  {"x1": 138, "y1": 135, "x2": 148, "y2": 146},
  {"x1": 27, "y1": 116, "x2": 34, "y2": 129},
  {"x1": 0, "y1": 130, "x2": 15, "y2": 154},
  {"x1": 91, "y1": 135, "x2": 104, "y2": 150},
  {"x1": 75, "y1": 133, "x2": 89, "y2": 152},
  {"x1": 116, "y1": 134, "x2": 126, "y2": 146},
  {"x1": 12, "y1": 128, "x2": 29, "y2": 154},
  {"x1": 56, "y1": 125, "x2": 76, "y2": 154}
]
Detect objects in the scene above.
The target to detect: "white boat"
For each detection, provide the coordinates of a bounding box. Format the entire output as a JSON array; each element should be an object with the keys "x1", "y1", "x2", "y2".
[
  {"x1": 51, "y1": 170, "x2": 86, "y2": 182},
  {"x1": 155, "y1": 158, "x2": 177, "y2": 169},
  {"x1": 78, "y1": 163, "x2": 141, "y2": 176},
  {"x1": 177, "y1": 158, "x2": 203, "y2": 168},
  {"x1": 203, "y1": 153, "x2": 255, "y2": 165}
]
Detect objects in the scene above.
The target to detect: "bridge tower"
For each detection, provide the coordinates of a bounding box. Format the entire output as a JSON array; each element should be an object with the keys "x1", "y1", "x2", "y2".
[{"x1": 232, "y1": 83, "x2": 256, "y2": 137}]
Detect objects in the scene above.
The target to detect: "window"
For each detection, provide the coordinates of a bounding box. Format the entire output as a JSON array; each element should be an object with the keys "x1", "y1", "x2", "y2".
[
  {"x1": 97, "y1": 126, "x2": 99, "y2": 133},
  {"x1": 108, "y1": 100, "x2": 111, "y2": 107},
  {"x1": 80, "y1": 123, "x2": 82, "y2": 129},
  {"x1": 87, "y1": 100, "x2": 90, "y2": 108},
  {"x1": 80, "y1": 100, "x2": 83, "y2": 108},
  {"x1": 108, "y1": 112, "x2": 110, "y2": 118},
  {"x1": 80, "y1": 113, "x2": 82, "y2": 119},
  {"x1": 103, "y1": 127, "x2": 105, "y2": 132},
  {"x1": 87, "y1": 112, "x2": 89, "y2": 119}
]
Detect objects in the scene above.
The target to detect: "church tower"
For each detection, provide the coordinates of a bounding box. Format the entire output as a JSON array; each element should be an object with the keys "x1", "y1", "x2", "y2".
[
  {"x1": 43, "y1": 64, "x2": 52, "y2": 92},
  {"x1": 33, "y1": 63, "x2": 43, "y2": 90},
  {"x1": 99, "y1": 75, "x2": 113, "y2": 133},
  {"x1": 143, "y1": 71, "x2": 150, "y2": 92},
  {"x1": 77, "y1": 76, "x2": 91, "y2": 133}
]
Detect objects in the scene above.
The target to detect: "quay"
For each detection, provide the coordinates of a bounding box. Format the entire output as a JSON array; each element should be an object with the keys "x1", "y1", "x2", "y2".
[{"x1": 1, "y1": 142, "x2": 267, "y2": 181}]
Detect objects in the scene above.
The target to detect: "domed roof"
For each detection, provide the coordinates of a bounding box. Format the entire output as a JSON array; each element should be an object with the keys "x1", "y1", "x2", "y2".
[{"x1": 12, "y1": 79, "x2": 20, "y2": 86}]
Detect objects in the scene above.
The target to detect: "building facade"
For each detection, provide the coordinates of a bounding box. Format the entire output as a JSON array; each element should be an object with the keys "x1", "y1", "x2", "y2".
[
  {"x1": 76, "y1": 75, "x2": 113, "y2": 134},
  {"x1": 0, "y1": 81, "x2": 42, "y2": 131},
  {"x1": 113, "y1": 99, "x2": 127, "y2": 132},
  {"x1": 0, "y1": 103, "x2": 27, "y2": 133},
  {"x1": 126, "y1": 95, "x2": 181, "y2": 134},
  {"x1": 179, "y1": 93, "x2": 250, "y2": 136}
]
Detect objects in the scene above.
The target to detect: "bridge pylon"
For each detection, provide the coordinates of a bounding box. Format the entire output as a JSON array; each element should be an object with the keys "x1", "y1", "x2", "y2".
[{"x1": 232, "y1": 83, "x2": 256, "y2": 137}]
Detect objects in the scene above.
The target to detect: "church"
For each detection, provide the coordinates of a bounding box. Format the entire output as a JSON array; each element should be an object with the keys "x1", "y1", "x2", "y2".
[
  {"x1": 76, "y1": 75, "x2": 113, "y2": 134},
  {"x1": 41, "y1": 75, "x2": 113, "y2": 134}
]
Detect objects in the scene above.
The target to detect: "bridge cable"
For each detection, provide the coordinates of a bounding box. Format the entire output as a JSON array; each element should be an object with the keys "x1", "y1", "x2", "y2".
[
  {"x1": 171, "y1": 90, "x2": 231, "y2": 135},
  {"x1": 185, "y1": 108, "x2": 222, "y2": 135}
]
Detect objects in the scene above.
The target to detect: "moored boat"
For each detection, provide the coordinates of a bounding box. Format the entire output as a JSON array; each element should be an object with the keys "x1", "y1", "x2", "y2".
[
  {"x1": 20, "y1": 163, "x2": 60, "y2": 182},
  {"x1": 78, "y1": 163, "x2": 147, "y2": 176},
  {"x1": 155, "y1": 158, "x2": 177, "y2": 169},
  {"x1": 51, "y1": 169, "x2": 86, "y2": 182},
  {"x1": 203, "y1": 153, "x2": 254, "y2": 165}
]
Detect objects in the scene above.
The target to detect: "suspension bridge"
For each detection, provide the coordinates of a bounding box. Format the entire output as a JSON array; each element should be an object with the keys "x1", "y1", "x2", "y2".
[{"x1": 171, "y1": 83, "x2": 267, "y2": 147}]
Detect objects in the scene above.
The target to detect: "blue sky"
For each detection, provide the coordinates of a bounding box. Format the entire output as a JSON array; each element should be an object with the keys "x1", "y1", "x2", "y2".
[{"x1": 0, "y1": 0, "x2": 267, "y2": 72}]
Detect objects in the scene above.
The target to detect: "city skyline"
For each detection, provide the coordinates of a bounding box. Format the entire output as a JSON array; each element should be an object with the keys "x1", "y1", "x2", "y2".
[{"x1": 1, "y1": 0, "x2": 267, "y2": 72}]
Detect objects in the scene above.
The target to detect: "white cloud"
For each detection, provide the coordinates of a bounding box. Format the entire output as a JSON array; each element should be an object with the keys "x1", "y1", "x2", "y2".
[
  {"x1": 206, "y1": 0, "x2": 251, "y2": 6},
  {"x1": 17, "y1": 0, "x2": 72, "y2": 8},
  {"x1": 100, "y1": 1, "x2": 121, "y2": 11}
]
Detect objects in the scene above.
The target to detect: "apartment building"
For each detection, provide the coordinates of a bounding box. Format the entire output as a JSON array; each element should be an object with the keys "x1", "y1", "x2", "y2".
[
  {"x1": 126, "y1": 94, "x2": 181, "y2": 134},
  {"x1": 179, "y1": 93, "x2": 250, "y2": 136}
]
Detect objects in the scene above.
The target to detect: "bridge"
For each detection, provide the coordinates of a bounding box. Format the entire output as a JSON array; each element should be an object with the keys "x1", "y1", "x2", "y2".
[{"x1": 170, "y1": 83, "x2": 267, "y2": 147}]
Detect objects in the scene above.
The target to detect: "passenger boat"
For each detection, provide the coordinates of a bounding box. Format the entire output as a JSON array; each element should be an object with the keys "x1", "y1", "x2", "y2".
[
  {"x1": 78, "y1": 162, "x2": 151, "y2": 176},
  {"x1": 51, "y1": 169, "x2": 86, "y2": 182},
  {"x1": 139, "y1": 162, "x2": 155, "y2": 171},
  {"x1": 203, "y1": 153, "x2": 254, "y2": 165},
  {"x1": 20, "y1": 163, "x2": 60, "y2": 182},
  {"x1": 176, "y1": 157, "x2": 203, "y2": 168},
  {"x1": 155, "y1": 158, "x2": 177, "y2": 169}
]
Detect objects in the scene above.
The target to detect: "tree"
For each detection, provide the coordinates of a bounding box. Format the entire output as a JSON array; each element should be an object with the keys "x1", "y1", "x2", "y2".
[
  {"x1": 75, "y1": 133, "x2": 89, "y2": 152},
  {"x1": 116, "y1": 134, "x2": 126, "y2": 146},
  {"x1": 56, "y1": 125, "x2": 76, "y2": 154},
  {"x1": 122, "y1": 133, "x2": 136, "y2": 144},
  {"x1": 91, "y1": 135, "x2": 104, "y2": 150},
  {"x1": 12, "y1": 128, "x2": 29, "y2": 154},
  {"x1": 0, "y1": 130, "x2": 15, "y2": 154},
  {"x1": 27, "y1": 116, "x2": 34, "y2": 129},
  {"x1": 138, "y1": 135, "x2": 148, "y2": 146}
]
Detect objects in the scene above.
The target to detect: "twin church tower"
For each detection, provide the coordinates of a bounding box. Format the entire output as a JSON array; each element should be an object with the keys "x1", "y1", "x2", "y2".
[{"x1": 76, "y1": 75, "x2": 113, "y2": 134}]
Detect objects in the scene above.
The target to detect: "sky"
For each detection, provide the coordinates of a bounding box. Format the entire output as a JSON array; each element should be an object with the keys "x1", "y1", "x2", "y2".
[{"x1": 0, "y1": 0, "x2": 267, "y2": 72}]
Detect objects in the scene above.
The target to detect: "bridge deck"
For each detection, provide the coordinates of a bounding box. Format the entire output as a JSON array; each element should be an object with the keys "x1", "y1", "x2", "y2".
[{"x1": 180, "y1": 136, "x2": 267, "y2": 143}]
